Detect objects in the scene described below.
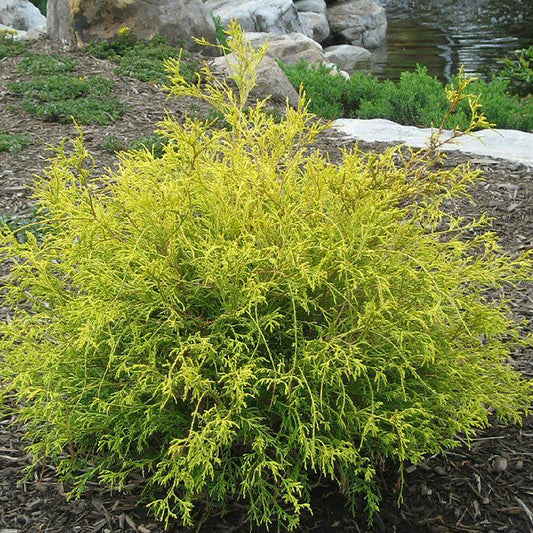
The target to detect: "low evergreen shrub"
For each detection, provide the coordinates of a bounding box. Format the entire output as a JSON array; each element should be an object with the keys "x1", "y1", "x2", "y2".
[
  {"x1": 355, "y1": 67, "x2": 452, "y2": 126},
  {"x1": 0, "y1": 23, "x2": 531, "y2": 530},
  {"x1": 458, "y1": 76, "x2": 533, "y2": 131},
  {"x1": 275, "y1": 61, "x2": 354, "y2": 119},
  {"x1": 281, "y1": 61, "x2": 533, "y2": 131},
  {"x1": 500, "y1": 45, "x2": 533, "y2": 96}
]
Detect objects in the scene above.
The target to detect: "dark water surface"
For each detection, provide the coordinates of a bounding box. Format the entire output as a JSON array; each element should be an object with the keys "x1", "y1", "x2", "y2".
[{"x1": 363, "y1": 0, "x2": 533, "y2": 81}]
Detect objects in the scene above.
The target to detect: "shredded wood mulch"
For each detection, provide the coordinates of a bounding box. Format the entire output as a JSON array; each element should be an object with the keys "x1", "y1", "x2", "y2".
[{"x1": 0, "y1": 38, "x2": 532, "y2": 533}]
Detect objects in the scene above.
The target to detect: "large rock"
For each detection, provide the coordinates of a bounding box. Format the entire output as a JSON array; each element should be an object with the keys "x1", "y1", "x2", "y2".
[
  {"x1": 326, "y1": 0, "x2": 387, "y2": 49},
  {"x1": 246, "y1": 31, "x2": 326, "y2": 65},
  {"x1": 0, "y1": 22, "x2": 25, "y2": 38},
  {"x1": 299, "y1": 11, "x2": 329, "y2": 43},
  {"x1": 206, "y1": 0, "x2": 303, "y2": 35},
  {"x1": 46, "y1": 0, "x2": 218, "y2": 54},
  {"x1": 324, "y1": 44, "x2": 371, "y2": 70},
  {"x1": 333, "y1": 118, "x2": 533, "y2": 168},
  {"x1": 210, "y1": 52, "x2": 299, "y2": 107},
  {"x1": 20, "y1": 22, "x2": 47, "y2": 41},
  {"x1": 294, "y1": 0, "x2": 327, "y2": 14},
  {"x1": 0, "y1": 21, "x2": 47, "y2": 41},
  {"x1": 0, "y1": 0, "x2": 46, "y2": 31}
]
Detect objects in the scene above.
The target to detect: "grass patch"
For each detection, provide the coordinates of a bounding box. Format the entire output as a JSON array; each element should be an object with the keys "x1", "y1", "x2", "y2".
[
  {"x1": 0, "y1": 132, "x2": 33, "y2": 154},
  {"x1": 0, "y1": 30, "x2": 27, "y2": 58},
  {"x1": 17, "y1": 53, "x2": 78, "y2": 75},
  {"x1": 8, "y1": 75, "x2": 126, "y2": 125},
  {"x1": 281, "y1": 62, "x2": 533, "y2": 132},
  {"x1": 88, "y1": 32, "x2": 200, "y2": 84}
]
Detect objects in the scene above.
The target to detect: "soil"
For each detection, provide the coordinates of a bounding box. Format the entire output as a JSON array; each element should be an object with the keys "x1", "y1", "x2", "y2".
[{"x1": 0, "y1": 38, "x2": 532, "y2": 533}]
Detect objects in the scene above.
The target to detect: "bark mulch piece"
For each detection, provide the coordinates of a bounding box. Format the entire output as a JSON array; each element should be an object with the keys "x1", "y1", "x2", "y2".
[{"x1": 0, "y1": 37, "x2": 532, "y2": 533}]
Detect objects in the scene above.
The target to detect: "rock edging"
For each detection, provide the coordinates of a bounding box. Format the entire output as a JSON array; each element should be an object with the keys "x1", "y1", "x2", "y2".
[{"x1": 333, "y1": 118, "x2": 533, "y2": 167}]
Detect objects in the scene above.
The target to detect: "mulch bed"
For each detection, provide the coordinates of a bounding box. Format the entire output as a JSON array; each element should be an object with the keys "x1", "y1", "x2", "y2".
[{"x1": 0, "y1": 38, "x2": 532, "y2": 533}]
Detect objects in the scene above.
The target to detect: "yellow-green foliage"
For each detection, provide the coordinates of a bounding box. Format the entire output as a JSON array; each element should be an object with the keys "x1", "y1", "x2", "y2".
[{"x1": 0, "y1": 23, "x2": 531, "y2": 530}]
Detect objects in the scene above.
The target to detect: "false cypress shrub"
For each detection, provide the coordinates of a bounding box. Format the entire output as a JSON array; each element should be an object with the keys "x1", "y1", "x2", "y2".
[{"x1": 0, "y1": 23, "x2": 531, "y2": 530}]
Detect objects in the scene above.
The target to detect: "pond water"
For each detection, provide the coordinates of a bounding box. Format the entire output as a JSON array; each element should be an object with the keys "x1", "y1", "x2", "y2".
[{"x1": 362, "y1": 0, "x2": 533, "y2": 82}]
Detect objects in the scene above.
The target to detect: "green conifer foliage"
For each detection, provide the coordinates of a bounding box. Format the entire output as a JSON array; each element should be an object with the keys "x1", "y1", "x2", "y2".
[{"x1": 0, "y1": 23, "x2": 531, "y2": 530}]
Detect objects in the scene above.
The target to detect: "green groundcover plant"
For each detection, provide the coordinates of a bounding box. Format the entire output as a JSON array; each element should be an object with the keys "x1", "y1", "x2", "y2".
[
  {"x1": 8, "y1": 74, "x2": 126, "y2": 125},
  {"x1": 88, "y1": 28, "x2": 200, "y2": 85},
  {"x1": 0, "y1": 132, "x2": 32, "y2": 154},
  {"x1": 0, "y1": 29, "x2": 27, "y2": 58},
  {"x1": 281, "y1": 62, "x2": 533, "y2": 132},
  {"x1": 101, "y1": 133, "x2": 171, "y2": 158},
  {"x1": 8, "y1": 48, "x2": 125, "y2": 125},
  {"x1": 0, "y1": 23, "x2": 531, "y2": 530},
  {"x1": 17, "y1": 53, "x2": 79, "y2": 75}
]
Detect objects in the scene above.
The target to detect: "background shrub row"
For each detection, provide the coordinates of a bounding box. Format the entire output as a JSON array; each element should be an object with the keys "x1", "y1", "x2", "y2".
[{"x1": 280, "y1": 62, "x2": 533, "y2": 131}]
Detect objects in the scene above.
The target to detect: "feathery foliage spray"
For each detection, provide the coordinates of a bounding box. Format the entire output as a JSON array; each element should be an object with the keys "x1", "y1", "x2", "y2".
[{"x1": 0, "y1": 22, "x2": 531, "y2": 530}]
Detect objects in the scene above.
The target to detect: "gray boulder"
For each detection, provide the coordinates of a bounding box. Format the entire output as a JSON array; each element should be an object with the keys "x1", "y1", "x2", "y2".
[
  {"x1": 324, "y1": 44, "x2": 371, "y2": 70},
  {"x1": 326, "y1": 0, "x2": 387, "y2": 49},
  {"x1": 16, "y1": 22, "x2": 47, "y2": 41},
  {"x1": 0, "y1": 0, "x2": 46, "y2": 31},
  {"x1": 46, "y1": 0, "x2": 218, "y2": 54},
  {"x1": 299, "y1": 11, "x2": 329, "y2": 43},
  {"x1": 210, "y1": 52, "x2": 299, "y2": 107},
  {"x1": 0, "y1": 20, "x2": 46, "y2": 42},
  {"x1": 246, "y1": 31, "x2": 326, "y2": 65},
  {"x1": 294, "y1": 0, "x2": 327, "y2": 14},
  {"x1": 206, "y1": 0, "x2": 303, "y2": 35},
  {"x1": 0, "y1": 22, "x2": 26, "y2": 38}
]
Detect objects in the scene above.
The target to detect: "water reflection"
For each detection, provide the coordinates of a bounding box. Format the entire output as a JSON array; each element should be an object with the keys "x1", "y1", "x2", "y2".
[{"x1": 361, "y1": 0, "x2": 533, "y2": 81}]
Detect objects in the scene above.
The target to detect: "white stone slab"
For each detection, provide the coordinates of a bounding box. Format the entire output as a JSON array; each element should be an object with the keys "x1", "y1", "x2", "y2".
[{"x1": 332, "y1": 118, "x2": 533, "y2": 167}]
